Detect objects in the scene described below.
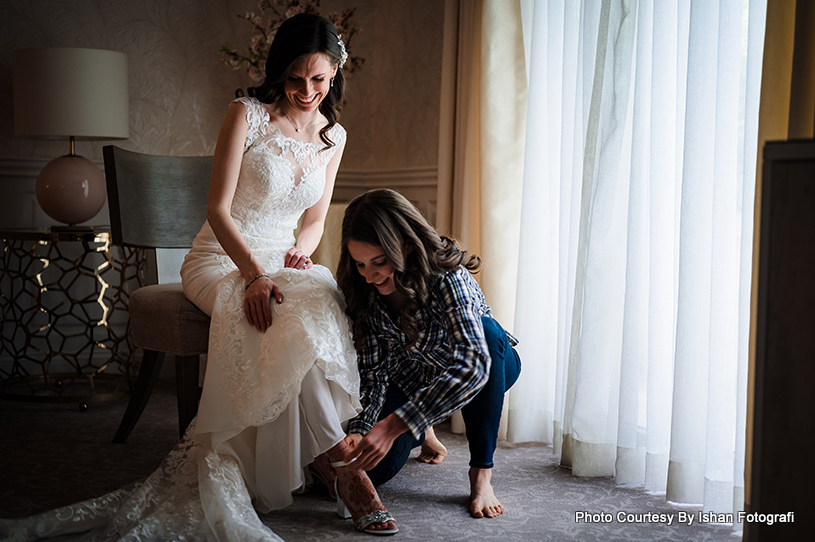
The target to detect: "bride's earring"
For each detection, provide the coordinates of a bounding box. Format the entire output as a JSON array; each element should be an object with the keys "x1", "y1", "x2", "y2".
[{"x1": 330, "y1": 77, "x2": 334, "y2": 87}]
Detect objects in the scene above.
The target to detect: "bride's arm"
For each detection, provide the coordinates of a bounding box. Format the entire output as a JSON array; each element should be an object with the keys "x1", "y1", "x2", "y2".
[
  {"x1": 284, "y1": 136, "x2": 347, "y2": 269},
  {"x1": 207, "y1": 101, "x2": 283, "y2": 331}
]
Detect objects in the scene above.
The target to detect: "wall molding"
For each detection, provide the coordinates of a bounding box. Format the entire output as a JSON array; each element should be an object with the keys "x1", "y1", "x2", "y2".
[
  {"x1": 336, "y1": 165, "x2": 439, "y2": 188},
  {"x1": 0, "y1": 158, "x2": 437, "y2": 186},
  {"x1": 0, "y1": 157, "x2": 440, "y2": 226},
  {"x1": 334, "y1": 165, "x2": 439, "y2": 225},
  {"x1": 0, "y1": 157, "x2": 106, "y2": 178},
  {"x1": 0, "y1": 158, "x2": 51, "y2": 179}
]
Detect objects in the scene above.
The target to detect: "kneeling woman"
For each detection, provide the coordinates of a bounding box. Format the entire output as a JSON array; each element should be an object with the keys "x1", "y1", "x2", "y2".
[{"x1": 336, "y1": 189, "x2": 521, "y2": 518}]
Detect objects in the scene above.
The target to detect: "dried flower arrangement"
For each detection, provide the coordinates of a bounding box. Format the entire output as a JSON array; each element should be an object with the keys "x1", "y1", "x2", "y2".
[{"x1": 220, "y1": 0, "x2": 363, "y2": 82}]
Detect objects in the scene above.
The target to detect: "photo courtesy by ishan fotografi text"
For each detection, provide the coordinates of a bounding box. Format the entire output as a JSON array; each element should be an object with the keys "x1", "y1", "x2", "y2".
[{"x1": 574, "y1": 511, "x2": 794, "y2": 526}]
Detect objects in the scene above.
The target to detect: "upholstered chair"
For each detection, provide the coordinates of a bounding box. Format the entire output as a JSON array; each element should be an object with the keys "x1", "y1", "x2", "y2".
[{"x1": 103, "y1": 145, "x2": 212, "y2": 443}]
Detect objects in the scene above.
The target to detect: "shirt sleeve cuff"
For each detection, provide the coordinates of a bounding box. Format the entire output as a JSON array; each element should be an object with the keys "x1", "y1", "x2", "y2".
[
  {"x1": 347, "y1": 417, "x2": 372, "y2": 435},
  {"x1": 394, "y1": 404, "x2": 430, "y2": 440}
]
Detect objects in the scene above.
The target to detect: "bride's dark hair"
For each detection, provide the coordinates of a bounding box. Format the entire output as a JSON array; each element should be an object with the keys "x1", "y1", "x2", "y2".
[
  {"x1": 239, "y1": 13, "x2": 346, "y2": 149},
  {"x1": 337, "y1": 189, "x2": 481, "y2": 348}
]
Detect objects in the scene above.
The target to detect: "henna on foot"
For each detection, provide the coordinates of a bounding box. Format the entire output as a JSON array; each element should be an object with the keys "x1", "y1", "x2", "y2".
[{"x1": 328, "y1": 440, "x2": 398, "y2": 533}]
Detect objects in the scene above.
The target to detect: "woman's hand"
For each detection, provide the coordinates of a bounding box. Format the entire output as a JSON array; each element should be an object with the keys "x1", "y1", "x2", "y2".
[
  {"x1": 244, "y1": 276, "x2": 284, "y2": 332},
  {"x1": 347, "y1": 414, "x2": 408, "y2": 471},
  {"x1": 344, "y1": 433, "x2": 363, "y2": 450},
  {"x1": 284, "y1": 247, "x2": 313, "y2": 270}
]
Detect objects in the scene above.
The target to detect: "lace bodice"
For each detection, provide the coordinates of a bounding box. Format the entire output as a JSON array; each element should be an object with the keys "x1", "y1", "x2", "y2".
[{"x1": 197, "y1": 96, "x2": 346, "y2": 263}]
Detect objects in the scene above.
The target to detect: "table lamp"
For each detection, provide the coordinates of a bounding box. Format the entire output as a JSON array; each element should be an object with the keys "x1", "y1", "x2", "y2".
[{"x1": 13, "y1": 47, "x2": 129, "y2": 229}]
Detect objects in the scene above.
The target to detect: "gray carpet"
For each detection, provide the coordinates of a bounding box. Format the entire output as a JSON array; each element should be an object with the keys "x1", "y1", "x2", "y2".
[{"x1": 0, "y1": 382, "x2": 741, "y2": 541}]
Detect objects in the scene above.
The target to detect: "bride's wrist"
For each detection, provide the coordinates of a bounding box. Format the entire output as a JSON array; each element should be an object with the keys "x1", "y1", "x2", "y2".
[{"x1": 245, "y1": 274, "x2": 270, "y2": 290}]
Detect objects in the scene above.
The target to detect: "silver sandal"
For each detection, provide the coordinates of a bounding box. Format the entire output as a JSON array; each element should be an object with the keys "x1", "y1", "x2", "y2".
[
  {"x1": 355, "y1": 510, "x2": 399, "y2": 536},
  {"x1": 330, "y1": 458, "x2": 398, "y2": 535}
]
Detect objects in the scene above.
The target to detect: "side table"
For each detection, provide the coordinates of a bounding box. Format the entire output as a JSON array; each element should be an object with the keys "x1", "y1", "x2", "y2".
[{"x1": 0, "y1": 227, "x2": 147, "y2": 405}]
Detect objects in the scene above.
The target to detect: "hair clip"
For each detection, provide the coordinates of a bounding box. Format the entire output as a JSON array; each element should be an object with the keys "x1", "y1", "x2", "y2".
[{"x1": 337, "y1": 36, "x2": 348, "y2": 69}]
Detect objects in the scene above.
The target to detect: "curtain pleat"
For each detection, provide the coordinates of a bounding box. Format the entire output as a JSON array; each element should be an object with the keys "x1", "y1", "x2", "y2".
[
  {"x1": 510, "y1": 0, "x2": 557, "y2": 444},
  {"x1": 667, "y1": 0, "x2": 720, "y2": 505},
  {"x1": 564, "y1": 0, "x2": 638, "y2": 478},
  {"x1": 644, "y1": 0, "x2": 681, "y2": 495},
  {"x1": 616, "y1": 0, "x2": 652, "y2": 487}
]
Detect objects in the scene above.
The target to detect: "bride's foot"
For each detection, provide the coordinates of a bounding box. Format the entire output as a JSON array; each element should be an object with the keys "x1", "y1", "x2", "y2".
[
  {"x1": 416, "y1": 426, "x2": 447, "y2": 464},
  {"x1": 328, "y1": 441, "x2": 398, "y2": 535},
  {"x1": 469, "y1": 467, "x2": 504, "y2": 518}
]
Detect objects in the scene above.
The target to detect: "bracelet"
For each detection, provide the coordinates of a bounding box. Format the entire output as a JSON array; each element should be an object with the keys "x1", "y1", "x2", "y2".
[{"x1": 246, "y1": 274, "x2": 270, "y2": 290}]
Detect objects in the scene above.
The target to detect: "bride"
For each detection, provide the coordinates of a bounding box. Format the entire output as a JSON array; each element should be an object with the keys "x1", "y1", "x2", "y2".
[{"x1": 0, "y1": 13, "x2": 396, "y2": 541}]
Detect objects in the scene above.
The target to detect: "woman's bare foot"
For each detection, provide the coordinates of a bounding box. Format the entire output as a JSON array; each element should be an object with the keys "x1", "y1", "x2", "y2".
[
  {"x1": 417, "y1": 426, "x2": 448, "y2": 464},
  {"x1": 328, "y1": 441, "x2": 397, "y2": 533},
  {"x1": 469, "y1": 467, "x2": 504, "y2": 518}
]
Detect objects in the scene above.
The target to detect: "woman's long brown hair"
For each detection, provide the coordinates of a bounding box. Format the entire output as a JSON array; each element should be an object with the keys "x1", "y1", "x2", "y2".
[{"x1": 337, "y1": 189, "x2": 480, "y2": 348}]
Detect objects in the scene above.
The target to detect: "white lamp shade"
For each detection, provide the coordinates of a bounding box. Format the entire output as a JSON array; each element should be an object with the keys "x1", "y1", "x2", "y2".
[{"x1": 13, "y1": 48, "x2": 129, "y2": 140}]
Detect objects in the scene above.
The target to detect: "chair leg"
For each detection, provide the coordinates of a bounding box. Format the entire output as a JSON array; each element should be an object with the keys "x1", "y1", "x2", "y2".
[
  {"x1": 113, "y1": 350, "x2": 165, "y2": 443},
  {"x1": 175, "y1": 355, "x2": 201, "y2": 438}
]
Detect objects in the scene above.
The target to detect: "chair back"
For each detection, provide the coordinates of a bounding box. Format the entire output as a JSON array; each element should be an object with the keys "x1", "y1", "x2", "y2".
[{"x1": 103, "y1": 145, "x2": 212, "y2": 249}]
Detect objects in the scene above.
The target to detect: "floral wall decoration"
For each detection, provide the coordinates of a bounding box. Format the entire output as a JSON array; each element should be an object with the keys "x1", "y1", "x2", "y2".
[{"x1": 220, "y1": 0, "x2": 364, "y2": 82}]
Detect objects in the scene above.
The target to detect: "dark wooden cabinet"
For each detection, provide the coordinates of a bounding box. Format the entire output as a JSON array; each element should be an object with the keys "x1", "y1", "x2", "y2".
[{"x1": 748, "y1": 139, "x2": 815, "y2": 542}]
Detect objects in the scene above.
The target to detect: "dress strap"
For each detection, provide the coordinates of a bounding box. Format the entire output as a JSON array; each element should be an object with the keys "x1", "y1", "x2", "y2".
[{"x1": 233, "y1": 96, "x2": 269, "y2": 152}]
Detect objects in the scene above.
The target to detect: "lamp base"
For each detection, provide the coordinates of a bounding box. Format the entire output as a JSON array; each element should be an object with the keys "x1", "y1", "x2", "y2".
[{"x1": 36, "y1": 154, "x2": 106, "y2": 226}]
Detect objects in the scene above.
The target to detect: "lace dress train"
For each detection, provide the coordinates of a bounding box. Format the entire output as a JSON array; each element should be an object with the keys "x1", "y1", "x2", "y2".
[{"x1": 0, "y1": 97, "x2": 359, "y2": 541}]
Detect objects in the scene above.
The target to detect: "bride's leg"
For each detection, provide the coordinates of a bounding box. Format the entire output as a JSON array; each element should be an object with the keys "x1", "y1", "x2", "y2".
[
  {"x1": 298, "y1": 365, "x2": 349, "y2": 451},
  {"x1": 298, "y1": 365, "x2": 348, "y2": 498},
  {"x1": 309, "y1": 450, "x2": 337, "y2": 499},
  {"x1": 297, "y1": 365, "x2": 396, "y2": 532},
  {"x1": 327, "y1": 440, "x2": 397, "y2": 533}
]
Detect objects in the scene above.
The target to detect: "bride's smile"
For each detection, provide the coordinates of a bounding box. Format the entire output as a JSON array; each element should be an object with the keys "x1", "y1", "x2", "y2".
[{"x1": 284, "y1": 52, "x2": 336, "y2": 117}]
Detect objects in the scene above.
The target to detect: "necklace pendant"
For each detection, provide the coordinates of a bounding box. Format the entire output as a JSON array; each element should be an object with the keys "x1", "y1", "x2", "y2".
[{"x1": 284, "y1": 110, "x2": 314, "y2": 134}]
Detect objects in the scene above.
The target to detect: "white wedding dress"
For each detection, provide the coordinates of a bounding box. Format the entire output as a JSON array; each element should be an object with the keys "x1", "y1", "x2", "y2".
[{"x1": 0, "y1": 97, "x2": 361, "y2": 542}]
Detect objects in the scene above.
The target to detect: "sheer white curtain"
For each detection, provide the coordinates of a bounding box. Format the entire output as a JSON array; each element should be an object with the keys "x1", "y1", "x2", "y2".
[{"x1": 508, "y1": 0, "x2": 766, "y2": 521}]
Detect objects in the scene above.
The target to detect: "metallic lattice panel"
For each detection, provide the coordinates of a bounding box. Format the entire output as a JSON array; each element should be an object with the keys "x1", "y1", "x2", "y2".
[{"x1": 0, "y1": 228, "x2": 147, "y2": 404}]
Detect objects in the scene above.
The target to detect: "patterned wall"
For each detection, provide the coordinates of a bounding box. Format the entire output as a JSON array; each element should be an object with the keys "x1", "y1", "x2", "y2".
[{"x1": 0, "y1": 0, "x2": 444, "y2": 227}]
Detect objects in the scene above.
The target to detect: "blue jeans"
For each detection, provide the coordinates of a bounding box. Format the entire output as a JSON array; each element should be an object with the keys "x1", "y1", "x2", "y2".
[{"x1": 366, "y1": 316, "x2": 521, "y2": 486}]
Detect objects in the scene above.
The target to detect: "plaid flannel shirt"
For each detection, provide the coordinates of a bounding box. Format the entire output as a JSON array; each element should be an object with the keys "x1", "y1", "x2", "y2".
[{"x1": 347, "y1": 267, "x2": 518, "y2": 440}]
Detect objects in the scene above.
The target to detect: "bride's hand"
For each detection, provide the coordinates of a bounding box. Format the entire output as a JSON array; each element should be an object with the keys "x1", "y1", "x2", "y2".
[
  {"x1": 284, "y1": 247, "x2": 313, "y2": 270},
  {"x1": 244, "y1": 276, "x2": 284, "y2": 332}
]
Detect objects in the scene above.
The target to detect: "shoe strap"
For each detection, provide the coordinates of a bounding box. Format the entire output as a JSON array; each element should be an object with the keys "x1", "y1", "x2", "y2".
[{"x1": 330, "y1": 457, "x2": 357, "y2": 468}]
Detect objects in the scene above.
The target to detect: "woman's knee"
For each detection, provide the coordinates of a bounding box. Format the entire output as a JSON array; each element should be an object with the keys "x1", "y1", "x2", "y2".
[
  {"x1": 480, "y1": 316, "x2": 521, "y2": 390},
  {"x1": 481, "y1": 316, "x2": 509, "y2": 366}
]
